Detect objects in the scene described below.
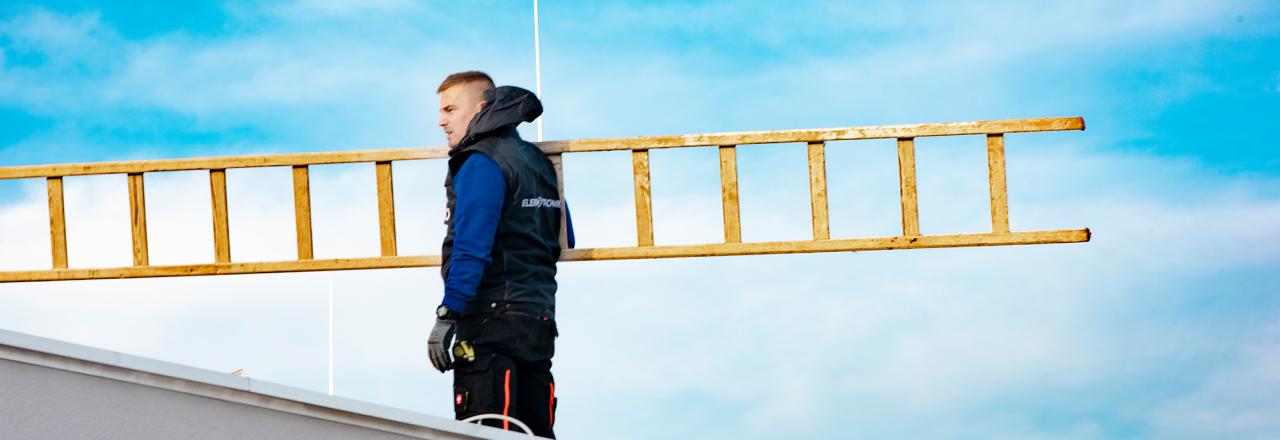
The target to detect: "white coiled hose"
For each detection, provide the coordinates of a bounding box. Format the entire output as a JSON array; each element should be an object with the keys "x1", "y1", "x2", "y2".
[{"x1": 460, "y1": 413, "x2": 537, "y2": 439}]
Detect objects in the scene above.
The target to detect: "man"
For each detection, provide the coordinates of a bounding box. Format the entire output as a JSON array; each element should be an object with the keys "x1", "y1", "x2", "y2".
[{"x1": 427, "y1": 71, "x2": 572, "y2": 439}]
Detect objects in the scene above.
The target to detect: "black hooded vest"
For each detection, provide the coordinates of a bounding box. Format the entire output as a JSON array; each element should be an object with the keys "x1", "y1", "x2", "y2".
[{"x1": 442, "y1": 86, "x2": 562, "y2": 311}]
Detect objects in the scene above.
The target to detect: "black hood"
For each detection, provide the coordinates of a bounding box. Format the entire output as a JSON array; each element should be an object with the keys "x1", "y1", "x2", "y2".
[{"x1": 453, "y1": 86, "x2": 543, "y2": 153}]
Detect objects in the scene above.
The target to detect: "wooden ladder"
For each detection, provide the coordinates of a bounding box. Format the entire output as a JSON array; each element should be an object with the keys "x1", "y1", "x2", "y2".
[{"x1": 0, "y1": 117, "x2": 1089, "y2": 282}]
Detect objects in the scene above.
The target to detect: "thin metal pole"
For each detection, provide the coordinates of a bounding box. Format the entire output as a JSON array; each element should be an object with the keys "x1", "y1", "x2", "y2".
[
  {"x1": 328, "y1": 276, "x2": 334, "y2": 396},
  {"x1": 533, "y1": 0, "x2": 544, "y2": 141}
]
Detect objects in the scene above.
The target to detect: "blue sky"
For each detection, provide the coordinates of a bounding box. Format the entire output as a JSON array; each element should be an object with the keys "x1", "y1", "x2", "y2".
[{"x1": 1, "y1": 1, "x2": 1279, "y2": 439}]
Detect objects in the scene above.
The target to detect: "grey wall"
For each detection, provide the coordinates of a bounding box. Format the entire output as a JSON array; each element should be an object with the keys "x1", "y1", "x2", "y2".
[
  {"x1": 0, "y1": 357, "x2": 430, "y2": 440},
  {"x1": 0, "y1": 330, "x2": 532, "y2": 440}
]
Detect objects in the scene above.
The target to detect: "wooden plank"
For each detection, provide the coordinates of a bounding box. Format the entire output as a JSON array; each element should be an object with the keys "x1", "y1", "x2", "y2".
[
  {"x1": 807, "y1": 141, "x2": 830, "y2": 240},
  {"x1": 127, "y1": 173, "x2": 149, "y2": 266},
  {"x1": 0, "y1": 255, "x2": 439, "y2": 282},
  {"x1": 548, "y1": 154, "x2": 569, "y2": 249},
  {"x1": 46, "y1": 177, "x2": 68, "y2": 269},
  {"x1": 538, "y1": 117, "x2": 1085, "y2": 154},
  {"x1": 0, "y1": 147, "x2": 449, "y2": 180},
  {"x1": 375, "y1": 161, "x2": 397, "y2": 257},
  {"x1": 209, "y1": 169, "x2": 231, "y2": 263},
  {"x1": 0, "y1": 229, "x2": 1091, "y2": 282},
  {"x1": 560, "y1": 229, "x2": 1090, "y2": 261},
  {"x1": 897, "y1": 138, "x2": 920, "y2": 237},
  {"x1": 292, "y1": 165, "x2": 314, "y2": 260},
  {"x1": 718, "y1": 146, "x2": 741, "y2": 243},
  {"x1": 0, "y1": 117, "x2": 1084, "y2": 179},
  {"x1": 632, "y1": 149, "x2": 654, "y2": 247},
  {"x1": 987, "y1": 134, "x2": 1010, "y2": 233}
]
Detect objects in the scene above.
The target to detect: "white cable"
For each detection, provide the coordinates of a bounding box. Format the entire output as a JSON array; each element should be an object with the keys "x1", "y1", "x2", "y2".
[
  {"x1": 533, "y1": 0, "x2": 544, "y2": 142},
  {"x1": 460, "y1": 413, "x2": 537, "y2": 439}
]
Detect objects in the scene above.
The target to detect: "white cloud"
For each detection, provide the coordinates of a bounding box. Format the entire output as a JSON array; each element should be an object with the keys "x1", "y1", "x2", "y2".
[
  {"x1": 0, "y1": 9, "x2": 105, "y2": 55},
  {"x1": 0, "y1": 7, "x2": 529, "y2": 152},
  {"x1": 1, "y1": 0, "x2": 1270, "y2": 157},
  {"x1": 2, "y1": 1, "x2": 1280, "y2": 438},
  {"x1": 1147, "y1": 322, "x2": 1280, "y2": 438},
  {"x1": 286, "y1": 0, "x2": 417, "y2": 15},
  {"x1": 237, "y1": 0, "x2": 425, "y2": 21}
]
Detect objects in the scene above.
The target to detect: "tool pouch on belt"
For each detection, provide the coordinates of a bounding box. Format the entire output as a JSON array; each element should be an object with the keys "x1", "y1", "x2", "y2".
[{"x1": 452, "y1": 353, "x2": 516, "y2": 421}]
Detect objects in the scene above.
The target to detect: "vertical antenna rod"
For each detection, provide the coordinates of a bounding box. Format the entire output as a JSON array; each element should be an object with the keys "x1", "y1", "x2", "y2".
[
  {"x1": 328, "y1": 276, "x2": 334, "y2": 396},
  {"x1": 533, "y1": 0, "x2": 544, "y2": 141}
]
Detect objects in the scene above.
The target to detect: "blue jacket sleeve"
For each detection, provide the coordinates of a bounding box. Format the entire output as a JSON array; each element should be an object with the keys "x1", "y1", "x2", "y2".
[
  {"x1": 565, "y1": 202, "x2": 576, "y2": 249},
  {"x1": 442, "y1": 153, "x2": 506, "y2": 312}
]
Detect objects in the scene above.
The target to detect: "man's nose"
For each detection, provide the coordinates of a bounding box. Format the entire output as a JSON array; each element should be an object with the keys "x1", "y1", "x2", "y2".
[{"x1": 437, "y1": 114, "x2": 447, "y2": 128}]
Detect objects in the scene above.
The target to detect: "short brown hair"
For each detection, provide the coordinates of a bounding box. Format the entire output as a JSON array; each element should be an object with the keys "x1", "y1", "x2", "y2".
[{"x1": 437, "y1": 71, "x2": 495, "y2": 93}]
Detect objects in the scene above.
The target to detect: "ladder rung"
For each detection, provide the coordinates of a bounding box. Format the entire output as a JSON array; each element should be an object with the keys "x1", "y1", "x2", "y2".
[
  {"x1": 127, "y1": 173, "x2": 149, "y2": 266},
  {"x1": 210, "y1": 169, "x2": 231, "y2": 263},
  {"x1": 375, "y1": 161, "x2": 397, "y2": 257},
  {"x1": 719, "y1": 146, "x2": 741, "y2": 244},
  {"x1": 897, "y1": 138, "x2": 920, "y2": 237},
  {"x1": 292, "y1": 165, "x2": 314, "y2": 260},
  {"x1": 807, "y1": 141, "x2": 830, "y2": 240},
  {"x1": 987, "y1": 134, "x2": 1010, "y2": 233},
  {"x1": 46, "y1": 177, "x2": 67, "y2": 269},
  {"x1": 632, "y1": 150, "x2": 654, "y2": 247}
]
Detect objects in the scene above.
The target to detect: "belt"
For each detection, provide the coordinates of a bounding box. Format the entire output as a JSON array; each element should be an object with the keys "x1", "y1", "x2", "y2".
[{"x1": 464, "y1": 300, "x2": 555, "y2": 320}]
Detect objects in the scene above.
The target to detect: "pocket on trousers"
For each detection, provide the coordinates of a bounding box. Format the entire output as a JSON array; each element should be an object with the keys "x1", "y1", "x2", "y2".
[
  {"x1": 545, "y1": 320, "x2": 557, "y2": 359},
  {"x1": 453, "y1": 354, "x2": 496, "y2": 417}
]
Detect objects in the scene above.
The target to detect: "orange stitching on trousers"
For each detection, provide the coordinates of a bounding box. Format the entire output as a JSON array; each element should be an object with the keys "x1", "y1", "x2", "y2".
[{"x1": 503, "y1": 369, "x2": 512, "y2": 431}]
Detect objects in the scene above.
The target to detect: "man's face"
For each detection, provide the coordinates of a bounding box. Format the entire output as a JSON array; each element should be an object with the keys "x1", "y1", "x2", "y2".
[{"x1": 438, "y1": 82, "x2": 488, "y2": 147}]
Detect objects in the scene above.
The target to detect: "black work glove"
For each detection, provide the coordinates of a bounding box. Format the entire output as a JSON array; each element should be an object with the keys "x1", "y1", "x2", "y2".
[{"x1": 427, "y1": 318, "x2": 456, "y2": 372}]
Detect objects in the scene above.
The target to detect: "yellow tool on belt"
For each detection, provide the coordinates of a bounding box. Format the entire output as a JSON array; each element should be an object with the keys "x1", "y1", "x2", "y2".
[{"x1": 452, "y1": 340, "x2": 476, "y2": 362}]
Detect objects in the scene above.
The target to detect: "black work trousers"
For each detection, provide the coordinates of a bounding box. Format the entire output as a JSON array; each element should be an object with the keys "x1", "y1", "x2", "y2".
[{"x1": 452, "y1": 304, "x2": 558, "y2": 438}]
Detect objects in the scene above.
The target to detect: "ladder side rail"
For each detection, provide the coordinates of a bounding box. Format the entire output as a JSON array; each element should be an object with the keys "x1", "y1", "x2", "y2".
[
  {"x1": 540, "y1": 117, "x2": 1084, "y2": 154},
  {"x1": 0, "y1": 117, "x2": 1082, "y2": 180}
]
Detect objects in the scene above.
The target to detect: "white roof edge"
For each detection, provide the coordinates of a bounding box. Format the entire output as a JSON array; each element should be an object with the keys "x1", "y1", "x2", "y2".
[{"x1": 0, "y1": 328, "x2": 536, "y2": 440}]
